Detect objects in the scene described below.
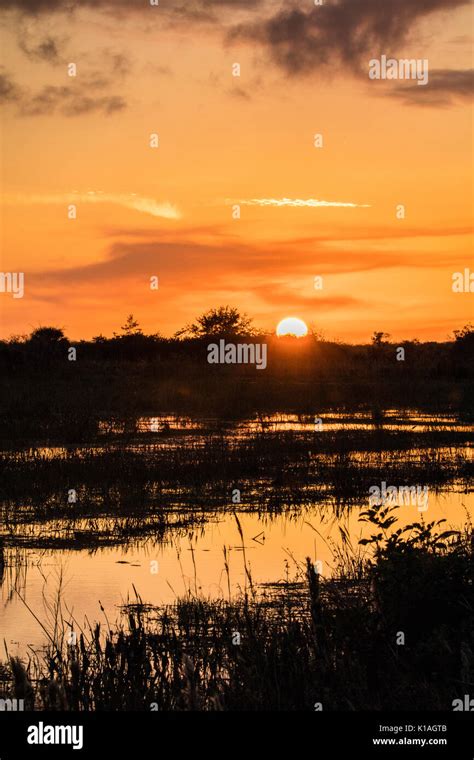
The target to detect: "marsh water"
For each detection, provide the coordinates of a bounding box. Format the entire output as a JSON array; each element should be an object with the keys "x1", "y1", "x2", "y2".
[{"x1": 1, "y1": 412, "x2": 472, "y2": 657}]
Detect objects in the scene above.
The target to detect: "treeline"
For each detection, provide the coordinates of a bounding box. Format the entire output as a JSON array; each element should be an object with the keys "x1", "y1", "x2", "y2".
[{"x1": 0, "y1": 312, "x2": 473, "y2": 442}]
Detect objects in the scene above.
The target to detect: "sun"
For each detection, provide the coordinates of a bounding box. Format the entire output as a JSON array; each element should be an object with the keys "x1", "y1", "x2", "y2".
[{"x1": 276, "y1": 317, "x2": 308, "y2": 337}]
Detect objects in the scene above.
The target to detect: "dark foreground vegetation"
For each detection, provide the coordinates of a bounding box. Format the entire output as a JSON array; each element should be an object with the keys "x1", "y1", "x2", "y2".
[
  {"x1": 0, "y1": 313, "x2": 473, "y2": 445},
  {"x1": 0, "y1": 510, "x2": 472, "y2": 711}
]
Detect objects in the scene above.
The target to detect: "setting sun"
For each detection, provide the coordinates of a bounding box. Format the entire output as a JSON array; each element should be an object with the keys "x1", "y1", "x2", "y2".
[{"x1": 276, "y1": 317, "x2": 309, "y2": 337}]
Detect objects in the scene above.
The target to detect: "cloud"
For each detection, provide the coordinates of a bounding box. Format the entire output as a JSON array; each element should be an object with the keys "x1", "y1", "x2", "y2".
[
  {"x1": 27, "y1": 233, "x2": 466, "y2": 292},
  {"x1": 1, "y1": 69, "x2": 127, "y2": 116},
  {"x1": 287, "y1": 225, "x2": 472, "y2": 245},
  {"x1": 17, "y1": 228, "x2": 468, "y2": 329},
  {"x1": 227, "y1": 85, "x2": 251, "y2": 100},
  {"x1": 3, "y1": 33, "x2": 132, "y2": 116},
  {"x1": 0, "y1": 0, "x2": 264, "y2": 16},
  {"x1": 4, "y1": 192, "x2": 181, "y2": 218},
  {"x1": 107, "y1": 52, "x2": 131, "y2": 79},
  {"x1": 6, "y1": 0, "x2": 469, "y2": 112},
  {"x1": 101, "y1": 223, "x2": 471, "y2": 244},
  {"x1": 0, "y1": 70, "x2": 22, "y2": 102},
  {"x1": 18, "y1": 33, "x2": 62, "y2": 62},
  {"x1": 229, "y1": 198, "x2": 371, "y2": 209},
  {"x1": 21, "y1": 85, "x2": 126, "y2": 115},
  {"x1": 388, "y1": 68, "x2": 474, "y2": 106},
  {"x1": 252, "y1": 283, "x2": 365, "y2": 310},
  {"x1": 228, "y1": 0, "x2": 470, "y2": 77}
]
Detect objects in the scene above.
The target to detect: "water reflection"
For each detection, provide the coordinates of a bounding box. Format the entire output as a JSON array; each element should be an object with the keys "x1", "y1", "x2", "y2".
[{"x1": 1, "y1": 489, "x2": 471, "y2": 657}]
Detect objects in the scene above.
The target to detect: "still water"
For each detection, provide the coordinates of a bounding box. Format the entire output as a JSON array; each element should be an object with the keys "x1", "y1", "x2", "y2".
[{"x1": 1, "y1": 489, "x2": 471, "y2": 657}]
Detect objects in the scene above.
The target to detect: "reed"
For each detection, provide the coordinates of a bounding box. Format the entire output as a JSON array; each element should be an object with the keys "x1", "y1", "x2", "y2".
[{"x1": 1, "y1": 510, "x2": 471, "y2": 711}]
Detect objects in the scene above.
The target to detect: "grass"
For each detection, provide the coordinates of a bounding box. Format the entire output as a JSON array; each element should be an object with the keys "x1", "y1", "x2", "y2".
[
  {"x1": 1, "y1": 509, "x2": 472, "y2": 711},
  {"x1": 0, "y1": 420, "x2": 471, "y2": 549}
]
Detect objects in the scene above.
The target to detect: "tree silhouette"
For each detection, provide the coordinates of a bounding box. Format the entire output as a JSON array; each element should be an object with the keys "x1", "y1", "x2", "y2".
[
  {"x1": 28, "y1": 327, "x2": 66, "y2": 344},
  {"x1": 175, "y1": 306, "x2": 255, "y2": 338},
  {"x1": 371, "y1": 331, "x2": 391, "y2": 345},
  {"x1": 114, "y1": 314, "x2": 143, "y2": 337},
  {"x1": 453, "y1": 324, "x2": 473, "y2": 343},
  {"x1": 26, "y1": 327, "x2": 67, "y2": 358}
]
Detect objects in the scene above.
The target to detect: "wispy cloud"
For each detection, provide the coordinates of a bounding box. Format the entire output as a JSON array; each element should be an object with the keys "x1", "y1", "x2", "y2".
[
  {"x1": 21, "y1": 86, "x2": 126, "y2": 116},
  {"x1": 388, "y1": 68, "x2": 474, "y2": 106},
  {"x1": 27, "y1": 234, "x2": 465, "y2": 290},
  {"x1": 227, "y1": 198, "x2": 371, "y2": 209},
  {"x1": 1, "y1": 50, "x2": 132, "y2": 117},
  {"x1": 4, "y1": 192, "x2": 181, "y2": 219},
  {"x1": 0, "y1": 69, "x2": 127, "y2": 117},
  {"x1": 252, "y1": 283, "x2": 365, "y2": 310},
  {"x1": 0, "y1": 70, "x2": 22, "y2": 102}
]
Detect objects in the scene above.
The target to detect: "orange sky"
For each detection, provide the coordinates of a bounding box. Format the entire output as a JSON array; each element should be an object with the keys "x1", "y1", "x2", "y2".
[{"x1": 0, "y1": 0, "x2": 472, "y2": 341}]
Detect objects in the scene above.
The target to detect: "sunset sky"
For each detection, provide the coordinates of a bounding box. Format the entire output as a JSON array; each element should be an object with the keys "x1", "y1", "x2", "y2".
[{"x1": 1, "y1": 0, "x2": 472, "y2": 342}]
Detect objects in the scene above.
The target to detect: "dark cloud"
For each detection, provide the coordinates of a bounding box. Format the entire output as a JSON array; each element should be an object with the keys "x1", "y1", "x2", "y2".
[
  {"x1": 84, "y1": 54, "x2": 133, "y2": 91},
  {"x1": 20, "y1": 84, "x2": 126, "y2": 115},
  {"x1": 228, "y1": 0, "x2": 470, "y2": 77},
  {"x1": 1, "y1": 70, "x2": 126, "y2": 115},
  {"x1": 0, "y1": 70, "x2": 22, "y2": 102},
  {"x1": 0, "y1": 0, "x2": 66, "y2": 8},
  {"x1": 108, "y1": 52, "x2": 131, "y2": 78},
  {"x1": 228, "y1": 85, "x2": 251, "y2": 100},
  {"x1": 388, "y1": 68, "x2": 474, "y2": 106},
  {"x1": 66, "y1": 93, "x2": 125, "y2": 115},
  {"x1": 0, "y1": 0, "x2": 262, "y2": 15},
  {"x1": 2, "y1": 44, "x2": 131, "y2": 116},
  {"x1": 18, "y1": 33, "x2": 62, "y2": 61}
]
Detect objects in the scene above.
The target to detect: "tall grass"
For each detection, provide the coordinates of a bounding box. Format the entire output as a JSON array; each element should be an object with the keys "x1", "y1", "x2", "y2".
[{"x1": 1, "y1": 510, "x2": 472, "y2": 711}]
